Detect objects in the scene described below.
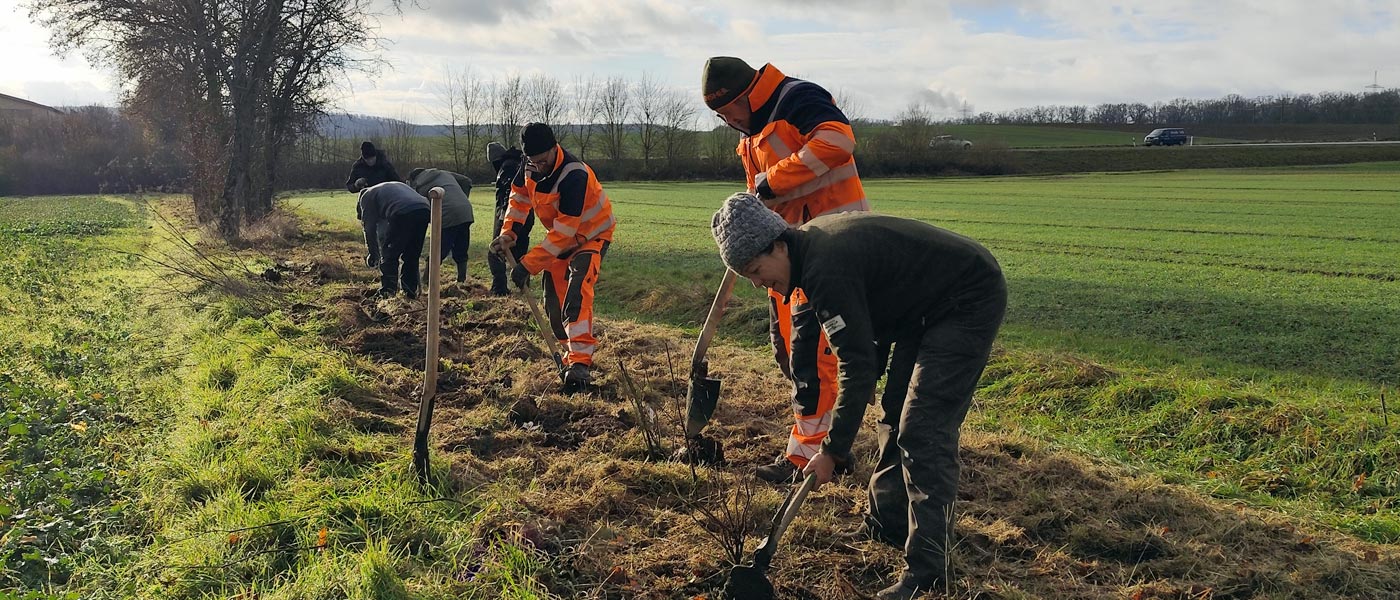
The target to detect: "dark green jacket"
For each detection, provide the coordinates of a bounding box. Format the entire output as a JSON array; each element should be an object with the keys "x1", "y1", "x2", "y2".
[{"x1": 784, "y1": 212, "x2": 1003, "y2": 461}]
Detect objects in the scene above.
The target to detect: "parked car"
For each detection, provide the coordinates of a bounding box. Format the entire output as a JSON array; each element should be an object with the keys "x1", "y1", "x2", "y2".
[
  {"x1": 929, "y1": 134, "x2": 973, "y2": 150},
  {"x1": 1144, "y1": 128, "x2": 1188, "y2": 146}
]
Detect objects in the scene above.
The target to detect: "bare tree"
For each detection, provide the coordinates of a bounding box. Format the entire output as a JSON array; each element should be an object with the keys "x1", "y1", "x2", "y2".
[
  {"x1": 525, "y1": 73, "x2": 565, "y2": 146},
  {"x1": 832, "y1": 87, "x2": 866, "y2": 125},
  {"x1": 634, "y1": 72, "x2": 664, "y2": 170},
  {"x1": 597, "y1": 75, "x2": 631, "y2": 161},
  {"x1": 493, "y1": 74, "x2": 526, "y2": 150},
  {"x1": 456, "y1": 67, "x2": 490, "y2": 170},
  {"x1": 28, "y1": 0, "x2": 388, "y2": 238},
  {"x1": 569, "y1": 74, "x2": 600, "y2": 159},
  {"x1": 434, "y1": 66, "x2": 467, "y2": 172},
  {"x1": 660, "y1": 88, "x2": 698, "y2": 166}
]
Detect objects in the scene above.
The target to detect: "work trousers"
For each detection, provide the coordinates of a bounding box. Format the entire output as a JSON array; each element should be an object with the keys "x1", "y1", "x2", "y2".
[
  {"x1": 770, "y1": 288, "x2": 841, "y2": 467},
  {"x1": 866, "y1": 276, "x2": 1007, "y2": 585},
  {"x1": 379, "y1": 209, "x2": 430, "y2": 297},
  {"x1": 540, "y1": 240, "x2": 608, "y2": 367}
]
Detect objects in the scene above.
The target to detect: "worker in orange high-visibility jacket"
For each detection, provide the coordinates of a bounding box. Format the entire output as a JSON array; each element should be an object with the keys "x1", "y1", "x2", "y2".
[
  {"x1": 703, "y1": 56, "x2": 871, "y2": 483},
  {"x1": 491, "y1": 122, "x2": 616, "y2": 393}
]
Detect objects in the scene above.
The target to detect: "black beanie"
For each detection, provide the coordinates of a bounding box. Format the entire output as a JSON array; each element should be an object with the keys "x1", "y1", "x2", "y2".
[
  {"x1": 360, "y1": 141, "x2": 376, "y2": 158},
  {"x1": 521, "y1": 123, "x2": 557, "y2": 156},
  {"x1": 702, "y1": 57, "x2": 758, "y2": 110}
]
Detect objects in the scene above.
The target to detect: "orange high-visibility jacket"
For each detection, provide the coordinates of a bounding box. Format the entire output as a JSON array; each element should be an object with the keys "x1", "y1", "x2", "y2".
[
  {"x1": 735, "y1": 64, "x2": 868, "y2": 224},
  {"x1": 501, "y1": 145, "x2": 616, "y2": 274}
]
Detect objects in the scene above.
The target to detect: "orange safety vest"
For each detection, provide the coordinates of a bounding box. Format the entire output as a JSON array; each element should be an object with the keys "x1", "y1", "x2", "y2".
[
  {"x1": 501, "y1": 145, "x2": 616, "y2": 273},
  {"x1": 736, "y1": 64, "x2": 868, "y2": 225}
]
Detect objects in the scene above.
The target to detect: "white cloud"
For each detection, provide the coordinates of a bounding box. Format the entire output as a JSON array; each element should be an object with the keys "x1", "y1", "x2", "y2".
[{"x1": 6, "y1": 0, "x2": 1400, "y2": 122}]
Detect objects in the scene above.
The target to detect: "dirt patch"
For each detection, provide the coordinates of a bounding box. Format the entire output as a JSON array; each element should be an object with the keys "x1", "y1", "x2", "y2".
[{"x1": 347, "y1": 327, "x2": 422, "y2": 368}]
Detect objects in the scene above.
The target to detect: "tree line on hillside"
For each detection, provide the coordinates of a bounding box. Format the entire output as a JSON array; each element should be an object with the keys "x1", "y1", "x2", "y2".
[{"x1": 959, "y1": 89, "x2": 1400, "y2": 126}]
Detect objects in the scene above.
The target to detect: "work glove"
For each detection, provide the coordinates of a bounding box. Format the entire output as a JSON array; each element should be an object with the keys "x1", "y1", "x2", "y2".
[
  {"x1": 510, "y1": 263, "x2": 530, "y2": 290},
  {"x1": 754, "y1": 172, "x2": 775, "y2": 200},
  {"x1": 353, "y1": 177, "x2": 369, "y2": 192},
  {"x1": 365, "y1": 254, "x2": 379, "y2": 268},
  {"x1": 490, "y1": 232, "x2": 516, "y2": 256}
]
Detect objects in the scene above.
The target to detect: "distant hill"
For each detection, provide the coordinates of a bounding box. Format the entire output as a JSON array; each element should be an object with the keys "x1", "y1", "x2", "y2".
[{"x1": 314, "y1": 114, "x2": 450, "y2": 139}]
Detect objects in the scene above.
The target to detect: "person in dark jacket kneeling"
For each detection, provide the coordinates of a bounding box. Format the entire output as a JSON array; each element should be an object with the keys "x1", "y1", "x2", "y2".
[
  {"x1": 710, "y1": 192, "x2": 1007, "y2": 600},
  {"x1": 359, "y1": 181, "x2": 430, "y2": 299}
]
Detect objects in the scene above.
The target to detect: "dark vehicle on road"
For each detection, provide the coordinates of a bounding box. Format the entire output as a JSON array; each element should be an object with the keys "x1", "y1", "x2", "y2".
[{"x1": 1144, "y1": 128, "x2": 1188, "y2": 146}]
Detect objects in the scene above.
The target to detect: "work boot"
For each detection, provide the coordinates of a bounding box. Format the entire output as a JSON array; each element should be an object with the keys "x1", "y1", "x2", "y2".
[
  {"x1": 562, "y1": 363, "x2": 591, "y2": 393},
  {"x1": 876, "y1": 573, "x2": 943, "y2": 600},
  {"x1": 455, "y1": 261, "x2": 468, "y2": 284},
  {"x1": 753, "y1": 456, "x2": 801, "y2": 484}
]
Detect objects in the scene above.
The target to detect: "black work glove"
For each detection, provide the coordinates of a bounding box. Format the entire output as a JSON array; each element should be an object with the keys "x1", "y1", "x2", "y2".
[
  {"x1": 365, "y1": 254, "x2": 379, "y2": 268},
  {"x1": 510, "y1": 263, "x2": 530, "y2": 290},
  {"x1": 755, "y1": 177, "x2": 775, "y2": 200}
]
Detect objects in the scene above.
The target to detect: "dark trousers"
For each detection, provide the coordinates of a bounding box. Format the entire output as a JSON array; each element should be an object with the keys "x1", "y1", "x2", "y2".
[
  {"x1": 432, "y1": 222, "x2": 471, "y2": 282},
  {"x1": 380, "y1": 209, "x2": 430, "y2": 296},
  {"x1": 867, "y1": 276, "x2": 1007, "y2": 585},
  {"x1": 487, "y1": 210, "x2": 532, "y2": 291}
]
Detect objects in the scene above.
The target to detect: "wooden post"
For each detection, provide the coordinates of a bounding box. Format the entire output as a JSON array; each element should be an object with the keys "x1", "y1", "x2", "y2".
[{"x1": 413, "y1": 187, "x2": 445, "y2": 482}]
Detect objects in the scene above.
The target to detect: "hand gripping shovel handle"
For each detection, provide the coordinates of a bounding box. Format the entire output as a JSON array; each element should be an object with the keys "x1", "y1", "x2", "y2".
[
  {"x1": 753, "y1": 472, "x2": 819, "y2": 571},
  {"x1": 684, "y1": 269, "x2": 738, "y2": 437},
  {"x1": 499, "y1": 248, "x2": 567, "y2": 381}
]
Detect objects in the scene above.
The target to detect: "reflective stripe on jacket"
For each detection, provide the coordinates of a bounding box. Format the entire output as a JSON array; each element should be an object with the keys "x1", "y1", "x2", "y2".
[
  {"x1": 501, "y1": 145, "x2": 616, "y2": 274},
  {"x1": 737, "y1": 64, "x2": 868, "y2": 225}
]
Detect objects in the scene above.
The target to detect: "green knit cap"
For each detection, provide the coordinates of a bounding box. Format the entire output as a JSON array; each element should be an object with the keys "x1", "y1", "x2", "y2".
[{"x1": 702, "y1": 57, "x2": 758, "y2": 110}]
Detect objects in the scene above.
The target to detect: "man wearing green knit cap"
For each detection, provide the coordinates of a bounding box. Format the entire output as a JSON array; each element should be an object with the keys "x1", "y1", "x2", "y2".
[{"x1": 711, "y1": 192, "x2": 1007, "y2": 599}]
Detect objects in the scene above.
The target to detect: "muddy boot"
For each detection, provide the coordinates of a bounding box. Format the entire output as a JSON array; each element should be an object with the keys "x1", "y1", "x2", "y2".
[
  {"x1": 753, "y1": 456, "x2": 801, "y2": 484},
  {"x1": 455, "y1": 261, "x2": 468, "y2": 284},
  {"x1": 562, "y1": 364, "x2": 592, "y2": 393}
]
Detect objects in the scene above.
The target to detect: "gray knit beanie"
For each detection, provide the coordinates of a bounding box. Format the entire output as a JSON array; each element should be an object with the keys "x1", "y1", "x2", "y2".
[{"x1": 712, "y1": 192, "x2": 790, "y2": 272}]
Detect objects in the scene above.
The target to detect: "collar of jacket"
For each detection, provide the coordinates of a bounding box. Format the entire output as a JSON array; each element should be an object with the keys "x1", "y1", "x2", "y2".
[
  {"x1": 747, "y1": 64, "x2": 791, "y2": 132},
  {"x1": 784, "y1": 228, "x2": 807, "y2": 303}
]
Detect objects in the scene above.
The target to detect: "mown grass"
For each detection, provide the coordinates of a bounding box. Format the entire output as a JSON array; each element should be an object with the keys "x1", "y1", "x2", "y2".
[{"x1": 293, "y1": 163, "x2": 1400, "y2": 541}]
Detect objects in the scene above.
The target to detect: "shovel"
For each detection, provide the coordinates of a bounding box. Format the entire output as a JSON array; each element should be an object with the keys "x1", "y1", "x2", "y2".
[
  {"x1": 499, "y1": 249, "x2": 567, "y2": 385},
  {"x1": 685, "y1": 268, "x2": 738, "y2": 438},
  {"x1": 723, "y1": 472, "x2": 820, "y2": 600}
]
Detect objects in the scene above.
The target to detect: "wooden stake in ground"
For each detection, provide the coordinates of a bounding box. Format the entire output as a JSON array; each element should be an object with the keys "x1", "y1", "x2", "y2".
[{"x1": 413, "y1": 186, "x2": 445, "y2": 483}]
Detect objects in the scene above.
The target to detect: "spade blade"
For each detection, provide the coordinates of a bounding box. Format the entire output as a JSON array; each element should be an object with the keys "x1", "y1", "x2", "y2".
[{"x1": 685, "y1": 375, "x2": 721, "y2": 437}]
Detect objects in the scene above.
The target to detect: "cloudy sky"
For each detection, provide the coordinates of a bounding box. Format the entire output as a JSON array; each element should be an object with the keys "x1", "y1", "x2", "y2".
[{"x1": 3, "y1": 0, "x2": 1398, "y2": 123}]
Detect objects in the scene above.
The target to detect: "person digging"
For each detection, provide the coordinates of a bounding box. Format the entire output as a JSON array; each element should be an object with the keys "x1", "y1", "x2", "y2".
[
  {"x1": 710, "y1": 192, "x2": 1007, "y2": 599},
  {"x1": 703, "y1": 55, "x2": 871, "y2": 484},
  {"x1": 491, "y1": 123, "x2": 616, "y2": 393},
  {"x1": 358, "y1": 181, "x2": 430, "y2": 299},
  {"x1": 406, "y1": 167, "x2": 475, "y2": 284}
]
